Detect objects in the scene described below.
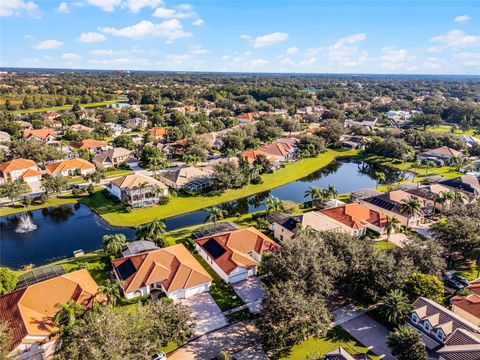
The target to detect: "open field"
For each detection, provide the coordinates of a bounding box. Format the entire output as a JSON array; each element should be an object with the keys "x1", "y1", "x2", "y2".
[{"x1": 425, "y1": 125, "x2": 480, "y2": 138}]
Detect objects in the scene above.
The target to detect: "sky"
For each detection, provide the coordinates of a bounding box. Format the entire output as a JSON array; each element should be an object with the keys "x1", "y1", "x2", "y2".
[{"x1": 0, "y1": 0, "x2": 479, "y2": 74}]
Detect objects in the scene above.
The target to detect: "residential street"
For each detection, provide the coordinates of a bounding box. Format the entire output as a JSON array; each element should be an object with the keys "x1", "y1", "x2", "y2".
[{"x1": 168, "y1": 320, "x2": 264, "y2": 360}]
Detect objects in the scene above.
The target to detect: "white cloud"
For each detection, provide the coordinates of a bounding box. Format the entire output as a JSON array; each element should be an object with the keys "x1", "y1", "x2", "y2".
[
  {"x1": 299, "y1": 57, "x2": 316, "y2": 66},
  {"x1": 100, "y1": 19, "x2": 191, "y2": 41},
  {"x1": 250, "y1": 59, "x2": 268, "y2": 66},
  {"x1": 152, "y1": 6, "x2": 194, "y2": 19},
  {"x1": 422, "y1": 57, "x2": 443, "y2": 70},
  {"x1": 430, "y1": 29, "x2": 480, "y2": 48},
  {"x1": 380, "y1": 46, "x2": 416, "y2": 70},
  {"x1": 62, "y1": 52, "x2": 82, "y2": 60},
  {"x1": 454, "y1": 15, "x2": 470, "y2": 22},
  {"x1": 89, "y1": 57, "x2": 149, "y2": 68},
  {"x1": 78, "y1": 32, "x2": 107, "y2": 43},
  {"x1": 326, "y1": 33, "x2": 370, "y2": 67},
  {"x1": 286, "y1": 47, "x2": 298, "y2": 55},
  {"x1": 427, "y1": 46, "x2": 443, "y2": 53},
  {"x1": 90, "y1": 49, "x2": 127, "y2": 56},
  {"x1": 280, "y1": 56, "x2": 316, "y2": 67},
  {"x1": 0, "y1": 0, "x2": 38, "y2": 17},
  {"x1": 123, "y1": 0, "x2": 162, "y2": 13},
  {"x1": 32, "y1": 39, "x2": 64, "y2": 50},
  {"x1": 192, "y1": 18, "x2": 204, "y2": 26},
  {"x1": 189, "y1": 45, "x2": 209, "y2": 55},
  {"x1": 57, "y1": 2, "x2": 69, "y2": 13},
  {"x1": 87, "y1": 0, "x2": 121, "y2": 12},
  {"x1": 305, "y1": 47, "x2": 322, "y2": 56},
  {"x1": 221, "y1": 55, "x2": 230, "y2": 61},
  {"x1": 247, "y1": 32, "x2": 289, "y2": 48},
  {"x1": 167, "y1": 53, "x2": 193, "y2": 62},
  {"x1": 454, "y1": 52, "x2": 480, "y2": 66}
]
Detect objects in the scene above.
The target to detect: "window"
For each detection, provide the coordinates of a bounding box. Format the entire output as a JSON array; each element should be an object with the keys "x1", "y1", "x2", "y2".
[
  {"x1": 437, "y1": 330, "x2": 444, "y2": 341},
  {"x1": 423, "y1": 321, "x2": 431, "y2": 331},
  {"x1": 411, "y1": 313, "x2": 419, "y2": 324}
]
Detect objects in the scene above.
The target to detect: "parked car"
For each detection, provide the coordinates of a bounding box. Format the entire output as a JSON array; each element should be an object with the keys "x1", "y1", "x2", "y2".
[
  {"x1": 442, "y1": 274, "x2": 466, "y2": 291},
  {"x1": 452, "y1": 274, "x2": 470, "y2": 287},
  {"x1": 152, "y1": 352, "x2": 167, "y2": 360}
]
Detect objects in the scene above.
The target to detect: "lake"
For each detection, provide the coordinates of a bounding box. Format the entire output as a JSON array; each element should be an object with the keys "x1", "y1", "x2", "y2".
[{"x1": 0, "y1": 160, "x2": 411, "y2": 269}]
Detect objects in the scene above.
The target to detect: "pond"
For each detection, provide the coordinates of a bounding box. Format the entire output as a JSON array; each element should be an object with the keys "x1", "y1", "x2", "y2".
[
  {"x1": 0, "y1": 160, "x2": 411, "y2": 269},
  {"x1": 0, "y1": 204, "x2": 136, "y2": 269}
]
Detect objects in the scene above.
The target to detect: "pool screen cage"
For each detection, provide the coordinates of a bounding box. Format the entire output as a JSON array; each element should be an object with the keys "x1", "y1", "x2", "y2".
[{"x1": 16, "y1": 265, "x2": 66, "y2": 290}]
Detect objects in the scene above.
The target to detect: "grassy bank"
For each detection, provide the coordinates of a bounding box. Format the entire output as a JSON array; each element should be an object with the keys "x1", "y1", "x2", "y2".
[{"x1": 11, "y1": 100, "x2": 120, "y2": 114}]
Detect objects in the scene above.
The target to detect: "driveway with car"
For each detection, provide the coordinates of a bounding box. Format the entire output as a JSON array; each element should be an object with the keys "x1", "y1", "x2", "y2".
[
  {"x1": 179, "y1": 292, "x2": 227, "y2": 336},
  {"x1": 232, "y1": 277, "x2": 265, "y2": 314}
]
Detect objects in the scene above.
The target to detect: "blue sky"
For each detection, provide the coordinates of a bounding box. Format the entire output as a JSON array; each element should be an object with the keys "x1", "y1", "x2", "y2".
[{"x1": 1, "y1": 1, "x2": 479, "y2": 74}]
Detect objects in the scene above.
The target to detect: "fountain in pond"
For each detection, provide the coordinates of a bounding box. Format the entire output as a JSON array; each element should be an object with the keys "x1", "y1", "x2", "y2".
[{"x1": 15, "y1": 213, "x2": 37, "y2": 233}]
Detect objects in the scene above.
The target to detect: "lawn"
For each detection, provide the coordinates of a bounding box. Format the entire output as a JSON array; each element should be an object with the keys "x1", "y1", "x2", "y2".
[
  {"x1": 83, "y1": 149, "x2": 358, "y2": 226},
  {"x1": 276, "y1": 326, "x2": 380, "y2": 360},
  {"x1": 0, "y1": 195, "x2": 78, "y2": 217},
  {"x1": 425, "y1": 125, "x2": 480, "y2": 138},
  {"x1": 374, "y1": 240, "x2": 397, "y2": 250},
  {"x1": 11, "y1": 100, "x2": 120, "y2": 114}
]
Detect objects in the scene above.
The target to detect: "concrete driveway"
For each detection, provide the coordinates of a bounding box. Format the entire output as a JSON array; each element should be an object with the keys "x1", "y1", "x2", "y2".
[
  {"x1": 341, "y1": 314, "x2": 396, "y2": 360},
  {"x1": 180, "y1": 293, "x2": 227, "y2": 336},
  {"x1": 232, "y1": 277, "x2": 265, "y2": 314}
]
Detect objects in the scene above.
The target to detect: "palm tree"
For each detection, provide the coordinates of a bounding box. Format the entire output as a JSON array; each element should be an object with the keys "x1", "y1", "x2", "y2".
[
  {"x1": 387, "y1": 325, "x2": 427, "y2": 359},
  {"x1": 378, "y1": 289, "x2": 412, "y2": 326},
  {"x1": 374, "y1": 171, "x2": 386, "y2": 189},
  {"x1": 304, "y1": 186, "x2": 323, "y2": 209},
  {"x1": 438, "y1": 191, "x2": 455, "y2": 214},
  {"x1": 102, "y1": 233, "x2": 127, "y2": 257},
  {"x1": 99, "y1": 279, "x2": 122, "y2": 307},
  {"x1": 412, "y1": 160, "x2": 421, "y2": 183},
  {"x1": 384, "y1": 216, "x2": 400, "y2": 240},
  {"x1": 265, "y1": 195, "x2": 284, "y2": 214},
  {"x1": 206, "y1": 206, "x2": 228, "y2": 225},
  {"x1": 136, "y1": 219, "x2": 167, "y2": 247},
  {"x1": 327, "y1": 184, "x2": 338, "y2": 199},
  {"x1": 452, "y1": 191, "x2": 467, "y2": 206},
  {"x1": 424, "y1": 160, "x2": 435, "y2": 177},
  {"x1": 148, "y1": 156, "x2": 167, "y2": 178},
  {"x1": 53, "y1": 300, "x2": 85, "y2": 327},
  {"x1": 399, "y1": 196, "x2": 422, "y2": 229}
]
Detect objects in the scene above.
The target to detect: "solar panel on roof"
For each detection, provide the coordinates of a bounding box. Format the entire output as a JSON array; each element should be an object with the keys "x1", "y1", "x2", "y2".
[
  {"x1": 116, "y1": 259, "x2": 137, "y2": 280},
  {"x1": 202, "y1": 238, "x2": 227, "y2": 259},
  {"x1": 370, "y1": 198, "x2": 395, "y2": 211}
]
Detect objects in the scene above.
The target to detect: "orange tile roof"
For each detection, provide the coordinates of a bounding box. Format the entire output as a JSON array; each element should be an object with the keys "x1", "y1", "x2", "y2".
[
  {"x1": 0, "y1": 269, "x2": 102, "y2": 350},
  {"x1": 112, "y1": 244, "x2": 212, "y2": 294},
  {"x1": 259, "y1": 142, "x2": 295, "y2": 157},
  {"x1": 452, "y1": 294, "x2": 480, "y2": 320},
  {"x1": 70, "y1": 139, "x2": 107, "y2": 149},
  {"x1": 23, "y1": 128, "x2": 56, "y2": 140},
  {"x1": 237, "y1": 112, "x2": 256, "y2": 122},
  {"x1": 149, "y1": 127, "x2": 168, "y2": 138},
  {"x1": 45, "y1": 158, "x2": 95, "y2": 175},
  {"x1": 242, "y1": 150, "x2": 276, "y2": 163},
  {"x1": 320, "y1": 203, "x2": 387, "y2": 230},
  {"x1": 195, "y1": 227, "x2": 281, "y2": 275},
  {"x1": 0, "y1": 158, "x2": 37, "y2": 174},
  {"x1": 21, "y1": 168, "x2": 41, "y2": 178},
  {"x1": 468, "y1": 278, "x2": 480, "y2": 295}
]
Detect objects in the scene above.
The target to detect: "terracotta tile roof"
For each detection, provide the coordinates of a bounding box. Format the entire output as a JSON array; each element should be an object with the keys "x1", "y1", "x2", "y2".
[
  {"x1": 45, "y1": 158, "x2": 95, "y2": 175},
  {"x1": 109, "y1": 173, "x2": 167, "y2": 190},
  {"x1": 236, "y1": 112, "x2": 257, "y2": 122},
  {"x1": 70, "y1": 139, "x2": 107, "y2": 149},
  {"x1": 259, "y1": 142, "x2": 295, "y2": 157},
  {"x1": 112, "y1": 244, "x2": 212, "y2": 294},
  {"x1": 319, "y1": 203, "x2": 387, "y2": 230},
  {"x1": 452, "y1": 294, "x2": 480, "y2": 319},
  {"x1": 21, "y1": 168, "x2": 42, "y2": 178},
  {"x1": 195, "y1": 227, "x2": 281, "y2": 275},
  {"x1": 23, "y1": 128, "x2": 56, "y2": 140},
  {"x1": 0, "y1": 158, "x2": 37, "y2": 173},
  {"x1": 0, "y1": 269, "x2": 101, "y2": 350},
  {"x1": 241, "y1": 150, "x2": 276, "y2": 164},
  {"x1": 149, "y1": 127, "x2": 168, "y2": 138},
  {"x1": 468, "y1": 278, "x2": 480, "y2": 295}
]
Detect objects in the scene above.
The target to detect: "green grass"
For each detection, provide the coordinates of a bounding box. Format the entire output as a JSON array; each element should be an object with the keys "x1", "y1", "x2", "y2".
[
  {"x1": 425, "y1": 125, "x2": 480, "y2": 138},
  {"x1": 374, "y1": 240, "x2": 397, "y2": 250},
  {"x1": 457, "y1": 262, "x2": 479, "y2": 281},
  {"x1": 11, "y1": 101, "x2": 120, "y2": 114},
  {"x1": 0, "y1": 195, "x2": 79, "y2": 217},
  {"x1": 276, "y1": 326, "x2": 380, "y2": 360},
  {"x1": 83, "y1": 149, "x2": 358, "y2": 226}
]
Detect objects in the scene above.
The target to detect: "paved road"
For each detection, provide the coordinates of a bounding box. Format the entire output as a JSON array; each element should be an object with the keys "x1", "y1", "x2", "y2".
[
  {"x1": 341, "y1": 314, "x2": 396, "y2": 360},
  {"x1": 168, "y1": 321, "x2": 263, "y2": 360}
]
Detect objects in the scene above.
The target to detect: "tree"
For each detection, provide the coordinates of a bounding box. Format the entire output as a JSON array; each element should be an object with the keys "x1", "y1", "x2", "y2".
[
  {"x1": 385, "y1": 216, "x2": 400, "y2": 240},
  {"x1": 54, "y1": 299, "x2": 194, "y2": 360},
  {"x1": 213, "y1": 160, "x2": 248, "y2": 190},
  {"x1": 374, "y1": 171, "x2": 386, "y2": 189},
  {"x1": 411, "y1": 113, "x2": 442, "y2": 130},
  {"x1": 99, "y1": 279, "x2": 122, "y2": 306},
  {"x1": 0, "y1": 180, "x2": 30, "y2": 205},
  {"x1": 148, "y1": 156, "x2": 167, "y2": 177},
  {"x1": 404, "y1": 273, "x2": 444, "y2": 304},
  {"x1": 0, "y1": 320, "x2": 12, "y2": 360},
  {"x1": 399, "y1": 196, "x2": 422, "y2": 228},
  {"x1": 258, "y1": 280, "x2": 332, "y2": 351},
  {"x1": 423, "y1": 160, "x2": 435, "y2": 177},
  {"x1": 112, "y1": 134, "x2": 136, "y2": 150},
  {"x1": 42, "y1": 175, "x2": 69, "y2": 197},
  {"x1": 316, "y1": 119, "x2": 344, "y2": 147},
  {"x1": 136, "y1": 219, "x2": 167, "y2": 247},
  {"x1": 391, "y1": 240, "x2": 446, "y2": 277},
  {"x1": 378, "y1": 289, "x2": 412, "y2": 327},
  {"x1": 0, "y1": 267, "x2": 18, "y2": 295},
  {"x1": 9, "y1": 138, "x2": 64, "y2": 165},
  {"x1": 304, "y1": 186, "x2": 323, "y2": 209},
  {"x1": 206, "y1": 206, "x2": 228, "y2": 225},
  {"x1": 53, "y1": 300, "x2": 85, "y2": 327},
  {"x1": 265, "y1": 195, "x2": 284, "y2": 214},
  {"x1": 387, "y1": 326, "x2": 427, "y2": 360},
  {"x1": 102, "y1": 233, "x2": 127, "y2": 257}
]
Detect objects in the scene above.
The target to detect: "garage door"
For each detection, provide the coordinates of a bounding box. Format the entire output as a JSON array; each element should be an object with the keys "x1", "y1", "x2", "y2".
[
  {"x1": 185, "y1": 283, "x2": 210, "y2": 298},
  {"x1": 229, "y1": 272, "x2": 249, "y2": 284}
]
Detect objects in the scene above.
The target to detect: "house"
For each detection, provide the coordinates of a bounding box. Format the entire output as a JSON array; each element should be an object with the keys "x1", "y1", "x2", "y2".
[
  {"x1": 23, "y1": 128, "x2": 56, "y2": 143},
  {"x1": 440, "y1": 175, "x2": 480, "y2": 200},
  {"x1": 242, "y1": 150, "x2": 280, "y2": 169},
  {"x1": 0, "y1": 131, "x2": 11, "y2": 143},
  {"x1": 69, "y1": 124, "x2": 93, "y2": 132},
  {"x1": 259, "y1": 140, "x2": 297, "y2": 162},
  {"x1": 125, "y1": 117, "x2": 148, "y2": 129},
  {"x1": 159, "y1": 166, "x2": 213, "y2": 192},
  {"x1": 45, "y1": 158, "x2": 96, "y2": 177},
  {"x1": 105, "y1": 122, "x2": 131, "y2": 137},
  {"x1": 41, "y1": 112, "x2": 60, "y2": 121},
  {"x1": 198, "y1": 131, "x2": 224, "y2": 149},
  {"x1": 461, "y1": 135, "x2": 480, "y2": 148},
  {"x1": 344, "y1": 117, "x2": 377, "y2": 128},
  {"x1": 340, "y1": 135, "x2": 368, "y2": 150},
  {"x1": 324, "y1": 347, "x2": 355, "y2": 360},
  {"x1": 273, "y1": 211, "x2": 342, "y2": 242},
  {"x1": 0, "y1": 158, "x2": 41, "y2": 184},
  {"x1": 194, "y1": 227, "x2": 281, "y2": 284},
  {"x1": 407, "y1": 184, "x2": 456, "y2": 214},
  {"x1": 360, "y1": 190, "x2": 427, "y2": 227},
  {"x1": 0, "y1": 269, "x2": 102, "y2": 359},
  {"x1": 112, "y1": 244, "x2": 212, "y2": 300},
  {"x1": 451, "y1": 294, "x2": 480, "y2": 327},
  {"x1": 70, "y1": 139, "x2": 108, "y2": 154},
  {"x1": 107, "y1": 174, "x2": 168, "y2": 208},
  {"x1": 437, "y1": 328, "x2": 480, "y2": 360},
  {"x1": 92, "y1": 148, "x2": 133, "y2": 168},
  {"x1": 319, "y1": 203, "x2": 387, "y2": 236},
  {"x1": 236, "y1": 112, "x2": 257, "y2": 124},
  {"x1": 149, "y1": 127, "x2": 168, "y2": 141},
  {"x1": 417, "y1": 146, "x2": 463, "y2": 166},
  {"x1": 407, "y1": 297, "x2": 480, "y2": 350},
  {"x1": 15, "y1": 120, "x2": 33, "y2": 131}
]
